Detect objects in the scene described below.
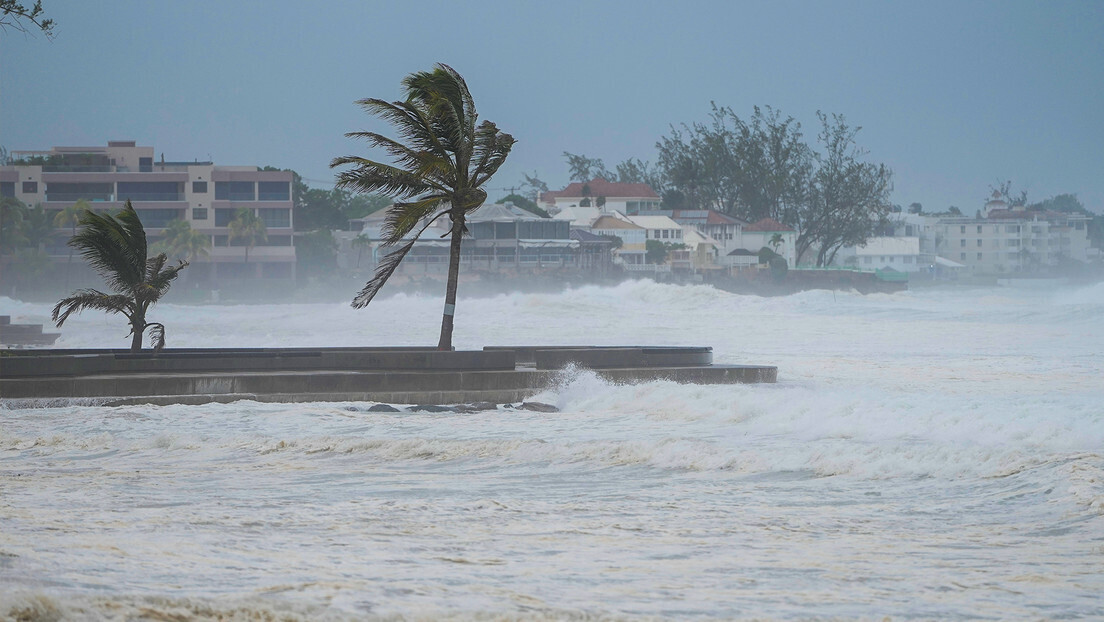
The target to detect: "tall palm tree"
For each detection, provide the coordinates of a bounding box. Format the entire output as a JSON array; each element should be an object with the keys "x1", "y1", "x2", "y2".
[
  {"x1": 52, "y1": 200, "x2": 188, "y2": 351},
  {"x1": 154, "y1": 218, "x2": 211, "y2": 263},
  {"x1": 228, "y1": 208, "x2": 266, "y2": 264},
  {"x1": 54, "y1": 199, "x2": 90, "y2": 291},
  {"x1": 331, "y1": 63, "x2": 515, "y2": 350},
  {"x1": 351, "y1": 232, "x2": 372, "y2": 269}
]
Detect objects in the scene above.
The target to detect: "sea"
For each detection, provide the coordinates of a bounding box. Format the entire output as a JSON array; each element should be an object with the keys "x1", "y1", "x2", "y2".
[{"x1": 1, "y1": 280, "x2": 1102, "y2": 620}]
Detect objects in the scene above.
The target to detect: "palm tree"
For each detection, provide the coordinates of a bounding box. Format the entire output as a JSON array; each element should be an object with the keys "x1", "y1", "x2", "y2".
[
  {"x1": 351, "y1": 233, "x2": 372, "y2": 269},
  {"x1": 52, "y1": 200, "x2": 188, "y2": 351},
  {"x1": 54, "y1": 199, "x2": 90, "y2": 291},
  {"x1": 331, "y1": 63, "x2": 515, "y2": 350},
  {"x1": 769, "y1": 232, "x2": 784, "y2": 251},
  {"x1": 228, "y1": 208, "x2": 266, "y2": 263},
  {"x1": 154, "y1": 218, "x2": 211, "y2": 263}
]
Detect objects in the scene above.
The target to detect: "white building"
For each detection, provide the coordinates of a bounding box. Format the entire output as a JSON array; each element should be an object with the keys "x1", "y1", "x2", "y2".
[{"x1": 541, "y1": 178, "x2": 661, "y2": 215}]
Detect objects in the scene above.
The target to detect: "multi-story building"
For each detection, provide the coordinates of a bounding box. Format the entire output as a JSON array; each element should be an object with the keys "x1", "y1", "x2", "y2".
[
  {"x1": 1, "y1": 141, "x2": 295, "y2": 285},
  {"x1": 936, "y1": 209, "x2": 1091, "y2": 274},
  {"x1": 541, "y1": 178, "x2": 661, "y2": 215}
]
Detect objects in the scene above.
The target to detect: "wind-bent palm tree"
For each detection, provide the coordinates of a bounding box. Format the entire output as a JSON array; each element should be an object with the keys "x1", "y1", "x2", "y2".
[
  {"x1": 54, "y1": 199, "x2": 88, "y2": 290},
  {"x1": 52, "y1": 201, "x2": 188, "y2": 351},
  {"x1": 331, "y1": 63, "x2": 515, "y2": 350},
  {"x1": 228, "y1": 208, "x2": 266, "y2": 263}
]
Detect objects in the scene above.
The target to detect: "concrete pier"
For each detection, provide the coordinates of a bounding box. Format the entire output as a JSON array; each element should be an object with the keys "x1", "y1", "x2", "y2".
[{"x1": 0, "y1": 346, "x2": 777, "y2": 407}]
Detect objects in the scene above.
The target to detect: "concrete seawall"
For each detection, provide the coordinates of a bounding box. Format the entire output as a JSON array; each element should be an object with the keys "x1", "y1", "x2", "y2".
[{"x1": 0, "y1": 346, "x2": 777, "y2": 407}]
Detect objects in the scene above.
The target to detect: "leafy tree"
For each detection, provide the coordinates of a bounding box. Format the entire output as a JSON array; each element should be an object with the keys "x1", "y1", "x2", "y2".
[
  {"x1": 228, "y1": 208, "x2": 267, "y2": 262},
  {"x1": 562, "y1": 152, "x2": 613, "y2": 182},
  {"x1": 1029, "y1": 193, "x2": 1086, "y2": 214},
  {"x1": 908, "y1": 202, "x2": 923, "y2": 214},
  {"x1": 795, "y1": 112, "x2": 893, "y2": 266},
  {"x1": 991, "y1": 179, "x2": 1028, "y2": 207},
  {"x1": 1, "y1": 0, "x2": 54, "y2": 37},
  {"x1": 19, "y1": 203, "x2": 53, "y2": 250},
  {"x1": 520, "y1": 171, "x2": 548, "y2": 204},
  {"x1": 0, "y1": 196, "x2": 28, "y2": 253},
  {"x1": 294, "y1": 228, "x2": 338, "y2": 277},
  {"x1": 52, "y1": 201, "x2": 188, "y2": 351},
  {"x1": 331, "y1": 63, "x2": 515, "y2": 350},
  {"x1": 769, "y1": 232, "x2": 784, "y2": 251},
  {"x1": 496, "y1": 193, "x2": 550, "y2": 218}
]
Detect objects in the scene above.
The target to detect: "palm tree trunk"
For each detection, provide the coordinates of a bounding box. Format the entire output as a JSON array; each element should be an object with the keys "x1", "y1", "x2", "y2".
[
  {"x1": 130, "y1": 319, "x2": 144, "y2": 351},
  {"x1": 437, "y1": 212, "x2": 464, "y2": 350}
]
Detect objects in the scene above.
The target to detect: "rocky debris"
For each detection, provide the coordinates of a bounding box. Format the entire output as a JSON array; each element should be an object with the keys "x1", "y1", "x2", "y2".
[
  {"x1": 366, "y1": 404, "x2": 401, "y2": 412},
  {"x1": 410, "y1": 404, "x2": 453, "y2": 413},
  {"x1": 519, "y1": 401, "x2": 559, "y2": 413}
]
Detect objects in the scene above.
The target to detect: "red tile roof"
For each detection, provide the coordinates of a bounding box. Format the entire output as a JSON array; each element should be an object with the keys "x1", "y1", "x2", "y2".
[
  {"x1": 541, "y1": 177, "x2": 659, "y2": 202},
  {"x1": 744, "y1": 218, "x2": 795, "y2": 232}
]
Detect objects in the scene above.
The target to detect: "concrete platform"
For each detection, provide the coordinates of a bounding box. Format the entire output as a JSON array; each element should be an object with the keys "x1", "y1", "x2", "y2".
[{"x1": 0, "y1": 346, "x2": 777, "y2": 407}]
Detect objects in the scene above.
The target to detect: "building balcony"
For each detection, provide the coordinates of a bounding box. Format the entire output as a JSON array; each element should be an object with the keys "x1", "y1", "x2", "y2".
[{"x1": 45, "y1": 193, "x2": 116, "y2": 202}]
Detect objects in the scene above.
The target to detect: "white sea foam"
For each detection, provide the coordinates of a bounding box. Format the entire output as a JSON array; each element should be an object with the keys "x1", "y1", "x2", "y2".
[{"x1": 1, "y1": 281, "x2": 1103, "y2": 618}]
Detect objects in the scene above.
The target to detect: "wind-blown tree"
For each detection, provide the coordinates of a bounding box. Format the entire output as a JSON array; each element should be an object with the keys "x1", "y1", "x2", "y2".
[
  {"x1": 331, "y1": 63, "x2": 515, "y2": 350},
  {"x1": 228, "y1": 208, "x2": 266, "y2": 263},
  {"x1": 52, "y1": 201, "x2": 188, "y2": 351}
]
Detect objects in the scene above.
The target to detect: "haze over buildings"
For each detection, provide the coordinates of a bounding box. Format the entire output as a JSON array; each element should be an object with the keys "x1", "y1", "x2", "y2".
[{"x1": 2, "y1": 0, "x2": 1102, "y2": 213}]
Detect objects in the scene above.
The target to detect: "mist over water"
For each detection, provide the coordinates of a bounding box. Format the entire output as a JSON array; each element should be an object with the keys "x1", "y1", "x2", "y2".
[{"x1": 2, "y1": 281, "x2": 1103, "y2": 619}]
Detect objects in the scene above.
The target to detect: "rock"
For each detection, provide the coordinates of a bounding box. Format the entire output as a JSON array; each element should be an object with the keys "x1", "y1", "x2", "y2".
[
  {"x1": 520, "y1": 401, "x2": 559, "y2": 413},
  {"x1": 366, "y1": 404, "x2": 401, "y2": 412},
  {"x1": 452, "y1": 401, "x2": 498, "y2": 413},
  {"x1": 410, "y1": 404, "x2": 454, "y2": 413}
]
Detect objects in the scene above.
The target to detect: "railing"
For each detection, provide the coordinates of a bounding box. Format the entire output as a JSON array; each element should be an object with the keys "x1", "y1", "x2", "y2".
[
  {"x1": 257, "y1": 192, "x2": 290, "y2": 201},
  {"x1": 42, "y1": 165, "x2": 114, "y2": 173},
  {"x1": 119, "y1": 193, "x2": 185, "y2": 201},
  {"x1": 215, "y1": 193, "x2": 256, "y2": 201},
  {"x1": 45, "y1": 193, "x2": 116, "y2": 202}
]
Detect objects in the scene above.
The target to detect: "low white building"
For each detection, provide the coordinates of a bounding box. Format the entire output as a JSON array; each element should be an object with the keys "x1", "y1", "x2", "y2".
[
  {"x1": 541, "y1": 178, "x2": 661, "y2": 215},
  {"x1": 841, "y1": 237, "x2": 925, "y2": 272},
  {"x1": 739, "y1": 218, "x2": 796, "y2": 267}
]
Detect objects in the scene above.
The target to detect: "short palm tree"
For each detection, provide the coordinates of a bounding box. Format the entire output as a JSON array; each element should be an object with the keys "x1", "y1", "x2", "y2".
[
  {"x1": 154, "y1": 218, "x2": 211, "y2": 263},
  {"x1": 228, "y1": 208, "x2": 266, "y2": 263},
  {"x1": 54, "y1": 199, "x2": 89, "y2": 291},
  {"x1": 769, "y1": 232, "x2": 784, "y2": 251},
  {"x1": 331, "y1": 63, "x2": 515, "y2": 350},
  {"x1": 52, "y1": 201, "x2": 188, "y2": 351}
]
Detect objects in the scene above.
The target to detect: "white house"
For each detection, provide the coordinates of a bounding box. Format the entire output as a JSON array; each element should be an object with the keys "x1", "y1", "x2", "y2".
[
  {"x1": 739, "y1": 218, "x2": 796, "y2": 266},
  {"x1": 625, "y1": 214, "x2": 684, "y2": 243}
]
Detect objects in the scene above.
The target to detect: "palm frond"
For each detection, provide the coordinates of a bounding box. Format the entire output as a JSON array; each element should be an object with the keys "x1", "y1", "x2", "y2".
[
  {"x1": 70, "y1": 203, "x2": 146, "y2": 293},
  {"x1": 470, "y1": 121, "x2": 517, "y2": 187},
  {"x1": 356, "y1": 98, "x2": 450, "y2": 159},
  {"x1": 146, "y1": 323, "x2": 166, "y2": 351},
  {"x1": 52, "y1": 289, "x2": 132, "y2": 327},
  {"x1": 342, "y1": 131, "x2": 455, "y2": 185},
  {"x1": 382, "y1": 196, "x2": 449, "y2": 246},
  {"x1": 145, "y1": 254, "x2": 188, "y2": 294},
  {"x1": 352, "y1": 211, "x2": 448, "y2": 308},
  {"x1": 331, "y1": 157, "x2": 443, "y2": 198}
]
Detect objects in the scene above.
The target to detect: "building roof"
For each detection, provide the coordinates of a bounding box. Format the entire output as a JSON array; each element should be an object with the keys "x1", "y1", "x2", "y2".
[
  {"x1": 626, "y1": 214, "x2": 682, "y2": 230},
  {"x1": 541, "y1": 177, "x2": 660, "y2": 202},
  {"x1": 668, "y1": 209, "x2": 747, "y2": 226},
  {"x1": 727, "y1": 248, "x2": 759, "y2": 256},
  {"x1": 744, "y1": 218, "x2": 795, "y2": 232},
  {"x1": 570, "y1": 229, "x2": 613, "y2": 244},
  {"x1": 591, "y1": 215, "x2": 645, "y2": 230},
  {"x1": 683, "y1": 229, "x2": 721, "y2": 248},
  {"x1": 855, "y1": 237, "x2": 920, "y2": 256},
  {"x1": 987, "y1": 208, "x2": 1087, "y2": 222},
  {"x1": 551, "y1": 205, "x2": 602, "y2": 227},
  {"x1": 468, "y1": 202, "x2": 545, "y2": 222}
]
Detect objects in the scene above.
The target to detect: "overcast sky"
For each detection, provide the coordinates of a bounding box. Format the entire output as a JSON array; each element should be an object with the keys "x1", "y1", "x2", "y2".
[{"x1": 3, "y1": 0, "x2": 1102, "y2": 213}]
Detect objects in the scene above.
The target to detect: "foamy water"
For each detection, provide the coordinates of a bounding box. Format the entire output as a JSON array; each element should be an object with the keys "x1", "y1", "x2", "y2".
[{"x1": 2, "y1": 281, "x2": 1103, "y2": 619}]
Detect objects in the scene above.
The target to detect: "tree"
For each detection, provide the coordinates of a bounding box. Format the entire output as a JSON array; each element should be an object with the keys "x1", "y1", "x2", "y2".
[
  {"x1": 562, "y1": 152, "x2": 612, "y2": 182},
  {"x1": 152, "y1": 218, "x2": 211, "y2": 263},
  {"x1": 0, "y1": 196, "x2": 28, "y2": 253},
  {"x1": 351, "y1": 233, "x2": 372, "y2": 269},
  {"x1": 54, "y1": 199, "x2": 88, "y2": 291},
  {"x1": 769, "y1": 232, "x2": 784, "y2": 251},
  {"x1": 908, "y1": 202, "x2": 923, "y2": 214},
  {"x1": 519, "y1": 171, "x2": 548, "y2": 204},
  {"x1": 1029, "y1": 193, "x2": 1086, "y2": 214},
  {"x1": 1, "y1": 0, "x2": 54, "y2": 37},
  {"x1": 228, "y1": 208, "x2": 266, "y2": 262},
  {"x1": 991, "y1": 179, "x2": 1028, "y2": 207},
  {"x1": 295, "y1": 228, "x2": 338, "y2": 278},
  {"x1": 52, "y1": 201, "x2": 188, "y2": 351},
  {"x1": 794, "y1": 112, "x2": 892, "y2": 266},
  {"x1": 331, "y1": 63, "x2": 515, "y2": 350}
]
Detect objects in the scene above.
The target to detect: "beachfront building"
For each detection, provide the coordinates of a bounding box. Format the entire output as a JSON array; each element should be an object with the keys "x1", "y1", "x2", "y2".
[
  {"x1": 935, "y1": 208, "x2": 1092, "y2": 274},
  {"x1": 591, "y1": 214, "x2": 647, "y2": 265},
  {"x1": 625, "y1": 214, "x2": 684, "y2": 244},
  {"x1": 1, "y1": 141, "x2": 295, "y2": 286},
  {"x1": 739, "y1": 218, "x2": 797, "y2": 267},
  {"x1": 664, "y1": 209, "x2": 746, "y2": 254},
  {"x1": 540, "y1": 178, "x2": 661, "y2": 215},
  {"x1": 837, "y1": 237, "x2": 926, "y2": 272}
]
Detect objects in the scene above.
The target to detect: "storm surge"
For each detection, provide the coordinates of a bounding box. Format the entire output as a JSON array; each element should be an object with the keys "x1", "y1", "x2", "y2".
[{"x1": 2, "y1": 281, "x2": 1102, "y2": 619}]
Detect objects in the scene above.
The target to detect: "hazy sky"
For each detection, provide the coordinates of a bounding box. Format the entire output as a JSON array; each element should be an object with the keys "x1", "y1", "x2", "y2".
[{"x1": 3, "y1": 0, "x2": 1102, "y2": 213}]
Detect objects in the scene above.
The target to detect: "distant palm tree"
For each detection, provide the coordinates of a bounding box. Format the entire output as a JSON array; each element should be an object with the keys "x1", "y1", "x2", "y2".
[
  {"x1": 769, "y1": 233, "x2": 784, "y2": 251},
  {"x1": 351, "y1": 232, "x2": 372, "y2": 269},
  {"x1": 154, "y1": 218, "x2": 211, "y2": 263},
  {"x1": 331, "y1": 63, "x2": 515, "y2": 350},
  {"x1": 52, "y1": 201, "x2": 188, "y2": 351},
  {"x1": 54, "y1": 199, "x2": 90, "y2": 290},
  {"x1": 228, "y1": 208, "x2": 266, "y2": 263}
]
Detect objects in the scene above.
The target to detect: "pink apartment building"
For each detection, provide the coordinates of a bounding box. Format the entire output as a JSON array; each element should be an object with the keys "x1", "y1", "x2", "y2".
[{"x1": 1, "y1": 141, "x2": 296, "y2": 286}]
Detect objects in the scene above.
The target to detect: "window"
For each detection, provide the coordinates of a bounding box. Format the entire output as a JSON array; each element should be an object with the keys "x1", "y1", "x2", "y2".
[
  {"x1": 192, "y1": 208, "x2": 208, "y2": 220},
  {"x1": 258, "y1": 181, "x2": 290, "y2": 201},
  {"x1": 258, "y1": 208, "x2": 290, "y2": 228},
  {"x1": 135, "y1": 209, "x2": 182, "y2": 228},
  {"x1": 863, "y1": 257, "x2": 872, "y2": 264},
  {"x1": 977, "y1": 225, "x2": 982, "y2": 234},
  {"x1": 903, "y1": 256, "x2": 913, "y2": 264},
  {"x1": 215, "y1": 181, "x2": 255, "y2": 201},
  {"x1": 662, "y1": 230, "x2": 669, "y2": 239},
  {"x1": 977, "y1": 252, "x2": 983, "y2": 260},
  {"x1": 44, "y1": 182, "x2": 114, "y2": 202},
  {"x1": 960, "y1": 239, "x2": 966, "y2": 247},
  {"x1": 139, "y1": 157, "x2": 153, "y2": 173},
  {"x1": 22, "y1": 181, "x2": 38, "y2": 194},
  {"x1": 215, "y1": 208, "x2": 237, "y2": 227},
  {"x1": 117, "y1": 181, "x2": 183, "y2": 201},
  {"x1": 960, "y1": 252, "x2": 966, "y2": 260},
  {"x1": 1007, "y1": 225, "x2": 1019, "y2": 233},
  {"x1": 192, "y1": 181, "x2": 208, "y2": 193},
  {"x1": 977, "y1": 239, "x2": 983, "y2": 247},
  {"x1": 960, "y1": 225, "x2": 966, "y2": 234}
]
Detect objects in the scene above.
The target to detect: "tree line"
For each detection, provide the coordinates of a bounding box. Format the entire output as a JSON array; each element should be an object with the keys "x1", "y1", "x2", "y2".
[{"x1": 529, "y1": 105, "x2": 895, "y2": 266}]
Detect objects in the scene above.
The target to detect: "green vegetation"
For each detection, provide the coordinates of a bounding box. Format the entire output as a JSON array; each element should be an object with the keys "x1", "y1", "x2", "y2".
[
  {"x1": 495, "y1": 193, "x2": 550, "y2": 218},
  {"x1": 151, "y1": 219, "x2": 211, "y2": 263},
  {"x1": 52, "y1": 201, "x2": 188, "y2": 351},
  {"x1": 0, "y1": 0, "x2": 54, "y2": 37},
  {"x1": 228, "y1": 208, "x2": 266, "y2": 263},
  {"x1": 331, "y1": 63, "x2": 515, "y2": 350}
]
